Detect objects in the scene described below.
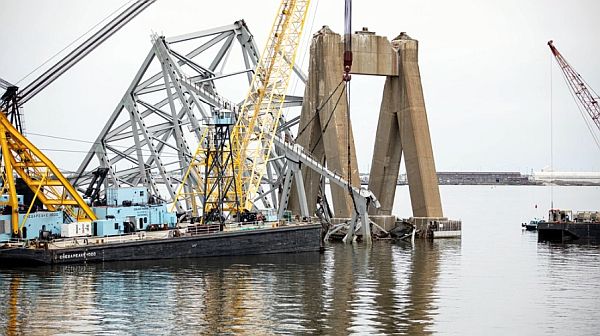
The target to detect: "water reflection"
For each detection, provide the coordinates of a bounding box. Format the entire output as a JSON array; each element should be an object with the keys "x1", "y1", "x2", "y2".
[
  {"x1": 3, "y1": 186, "x2": 600, "y2": 334},
  {"x1": 305, "y1": 240, "x2": 446, "y2": 335},
  {"x1": 0, "y1": 243, "x2": 452, "y2": 335},
  {"x1": 320, "y1": 239, "x2": 462, "y2": 335},
  {"x1": 395, "y1": 242, "x2": 439, "y2": 335},
  {"x1": 5, "y1": 275, "x2": 20, "y2": 336}
]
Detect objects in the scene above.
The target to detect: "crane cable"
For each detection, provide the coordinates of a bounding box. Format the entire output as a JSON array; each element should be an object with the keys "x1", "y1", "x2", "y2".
[
  {"x1": 343, "y1": 0, "x2": 359, "y2": 215},
  {"x1": 288, "y1": 82, "x2": 346, "y2": 163},
  {"x1": 550, "y1": 52, "x2": 554, "y2": 209},
  {"x1": 15, "y1": 0, "x2": 137, "y2": 86},
  {"x1": 309, "y1": 84, "x2": 347, "y2": 152},
  {"x1": 345, "y1": 81, "x2": 359, "y2": 214},
  {"x1": 295, "y1": 80, "x2": 345, "y2": 139}
]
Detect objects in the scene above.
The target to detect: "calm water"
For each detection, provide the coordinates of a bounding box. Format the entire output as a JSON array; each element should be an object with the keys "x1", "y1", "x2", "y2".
[{"x1": 1, "y1": 186, "x2": 599, "y2": 335}]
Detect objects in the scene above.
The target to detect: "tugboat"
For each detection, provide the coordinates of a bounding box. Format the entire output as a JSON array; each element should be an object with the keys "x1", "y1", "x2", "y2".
[{"x1": 538, "y1": 209, "x2": 600, "y2": 244}]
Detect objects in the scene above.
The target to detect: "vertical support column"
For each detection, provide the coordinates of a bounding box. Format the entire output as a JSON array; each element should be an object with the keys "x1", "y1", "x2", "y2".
[
  {"x1": 281, "y1": 160, "x2": 310, "y2": 220},
  {"x1": 394, "y1": 34, "x2": 443, "y2": 218},
  {"x1": 342, "y1": 211, "x2": 359, "y2": 243},
  {"x1": 293, "y1": 171, "x2": 310, "y2": 218},
  {"x1": 278, "y1": 169, "x2": 294, "y2": 219},
  {"x1": 368, "y1": 76, "x2": 403, "y2": 216},
  {"x1": 342, "y1": 196, "x2": 372, "y2": 244},
  {"x1": 291, "y1": 27, "x2": 359, "y2": 219}
]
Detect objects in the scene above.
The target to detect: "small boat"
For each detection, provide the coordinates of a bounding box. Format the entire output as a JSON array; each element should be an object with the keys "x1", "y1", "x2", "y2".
[{"x1": 521, "y1": 218, "x2": 544, "y2": 231}]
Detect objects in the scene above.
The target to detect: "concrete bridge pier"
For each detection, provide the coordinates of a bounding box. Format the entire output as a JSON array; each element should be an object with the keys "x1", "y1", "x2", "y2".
[
  {"x1": 291, "y1": 27, "x2": 445, "y2": 238},
  {"x1": 369, "y1": 33, "x2": 444, "y2": 236}
]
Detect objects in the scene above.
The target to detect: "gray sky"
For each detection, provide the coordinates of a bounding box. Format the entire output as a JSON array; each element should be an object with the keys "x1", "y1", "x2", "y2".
[{"x1": 1, "y1": 0, "x2": 599, "y2": 173}]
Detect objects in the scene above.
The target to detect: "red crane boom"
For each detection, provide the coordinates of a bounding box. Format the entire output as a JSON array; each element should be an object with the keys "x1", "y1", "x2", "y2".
[{"x1": 548, "y1": 40, "x2": 600, "y2": 133}]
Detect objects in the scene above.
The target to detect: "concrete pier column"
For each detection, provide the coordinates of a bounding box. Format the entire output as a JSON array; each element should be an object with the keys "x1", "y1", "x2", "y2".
[
  {"x1": 368, "y1": 32, "x2": 442, "y2": 220},
  {"x1": 290, "y1": 27, "x2": 359, "y2": 218},
  {"x1": 292, "y1": 27, "x2": 444, "y2": 229},
  {"x1": 394, "y1": 34, "x2": 443, "y2": 218},
  {"x1": 368, "y1": 76, "x2": 403, "y2": 216}
]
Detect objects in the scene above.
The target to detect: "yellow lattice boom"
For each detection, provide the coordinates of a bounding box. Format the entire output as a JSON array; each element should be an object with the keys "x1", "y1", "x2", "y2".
[
  {"x1": 232, "y1": 0, "x2": 311, "y2": 210},
  {"x1": 171, "y1": 128, "x2": 208, "y2": 216},
  {"x1": 0, "y1": 112, "x2": 96, "y2": 235}
]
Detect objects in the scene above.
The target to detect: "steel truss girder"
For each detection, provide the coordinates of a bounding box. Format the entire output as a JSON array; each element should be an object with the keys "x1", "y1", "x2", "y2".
[
  {"x1": 72, "y1": 20, "x2": 316, "y2": 221},
  {"x1": 72, "y1": 21, "x2": 262, "y2": 208},
  {"x1": 273, "y1": 136, "x2": 379, "y2": 243},
  {"x1": 0, "y1": 77, "x2": 14, "y2": 91}
]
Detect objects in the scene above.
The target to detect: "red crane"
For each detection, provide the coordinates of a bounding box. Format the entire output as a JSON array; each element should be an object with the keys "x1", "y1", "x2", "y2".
[{"x1": 548, "y1": 40, "x2": 600, "y2": 134}]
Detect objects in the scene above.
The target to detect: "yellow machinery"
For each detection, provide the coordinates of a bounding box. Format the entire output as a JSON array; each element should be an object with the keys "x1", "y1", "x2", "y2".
[
  {"x1": 0, "y1": 112, "x2": 96, "y2": 236},
  {"x1": 172, "y1": 128, "x2": 208, "y2": 217},
  {"x1": 231, "y1": 0, "x2": 311, "y2": 211},
  {"x1": 0, "y1": 1, "x2": 155, "y2": 237},
  {"x1": 175, "y1": 0, "x2": 311, "y2": 217}
]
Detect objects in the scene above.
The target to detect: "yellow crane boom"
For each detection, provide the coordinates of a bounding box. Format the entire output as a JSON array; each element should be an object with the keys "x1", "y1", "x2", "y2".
[
  {"x1": 0, "y1": 112, "x2": 96, "y2": 235},
  {"x1": 232, "y1": 0, "x2": 311, "y2": 210}
]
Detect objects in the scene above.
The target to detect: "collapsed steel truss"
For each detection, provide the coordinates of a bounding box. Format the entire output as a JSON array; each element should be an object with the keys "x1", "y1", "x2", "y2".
[
  {"x1": 72, "y1": 21, "x2": 376, "y2": 241},
  {"x1": 72, "y1": 21, "x2": 303, "y2": 210}
]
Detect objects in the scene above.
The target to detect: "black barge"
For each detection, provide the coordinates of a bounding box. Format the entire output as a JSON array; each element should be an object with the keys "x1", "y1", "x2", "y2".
[
  {"x1": 0, "y1": 224, "x2": 323, "y2": 266},
  {"x1": 538, "y1": 209, "x2": 600, "y2": 244}
]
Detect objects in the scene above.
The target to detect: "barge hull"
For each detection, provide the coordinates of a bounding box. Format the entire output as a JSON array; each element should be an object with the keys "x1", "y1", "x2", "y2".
[
  {"x1": 538, "y1": 222, "x2": 600, "y2": 244},
  {"x1": 0, "y1": 224, "x2": 323, "y2": 266}
]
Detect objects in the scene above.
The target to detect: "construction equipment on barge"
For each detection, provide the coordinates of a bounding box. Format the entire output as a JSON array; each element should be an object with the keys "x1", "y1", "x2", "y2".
[
  {"x1": 538, "y1": 209, "x2": 600, "y2": 244},
  {"x1": 0, "y1": 0, "x2": 462, "y2": 266},
  {"x1": 0, "y1": 0, "x2": 157, "y2": 241},
  {"x1": 537, "y1": 41, "x2": 600, "y2": 244},
  {"x1": 0, "y1": 1, "x2": 325, "y2": 266}
]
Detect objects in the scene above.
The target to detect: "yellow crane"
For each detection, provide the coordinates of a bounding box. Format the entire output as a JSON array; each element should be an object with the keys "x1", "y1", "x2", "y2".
[
  {"x1": 232, "y1": 0, "x2": 311, "y2": 211},
  {"x1": 0, "y1": 112, "x2": 96, "y2": 236},
  {"x1": 172, "y1": 0, "x2": 311, "y2": 218},
  {"x1": 0, "y1": 1, "x2": 155, "y2": 237}
]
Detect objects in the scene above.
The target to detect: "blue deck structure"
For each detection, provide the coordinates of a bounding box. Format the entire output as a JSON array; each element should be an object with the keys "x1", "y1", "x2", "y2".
[{"x1": 0, "y1": 187, "x2": 176, "y2": 242}]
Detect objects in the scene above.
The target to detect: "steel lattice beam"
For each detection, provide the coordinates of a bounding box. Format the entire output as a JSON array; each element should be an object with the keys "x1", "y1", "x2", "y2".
[
  {"x1": 73, "y1": 19, "x2": 316, "y2": 221},
  {"x1": 72, "y1": 21, "x2": 265, "y2": 210}
]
